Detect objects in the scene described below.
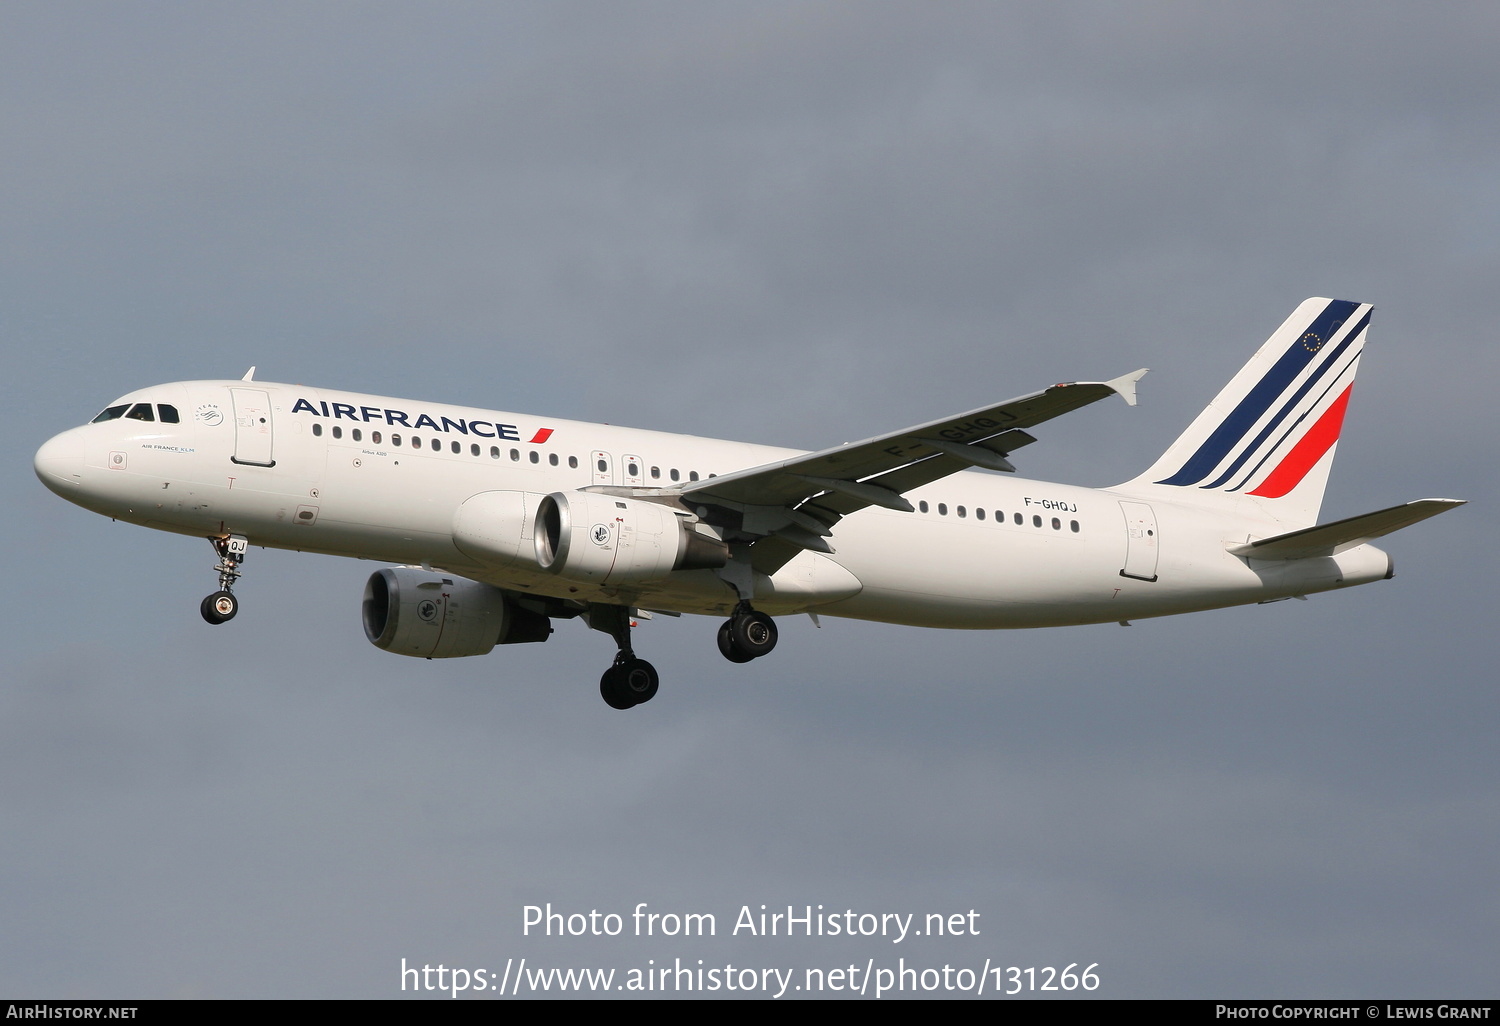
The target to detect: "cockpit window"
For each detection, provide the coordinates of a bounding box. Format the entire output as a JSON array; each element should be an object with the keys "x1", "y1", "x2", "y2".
[
  {"x1": 157, "y1": 404, "x2": 180, "y2": 423},
  {"x1": 91, "y1": 405, "x2": 129, "y2": 423},
  {"x1": 124, "y1": 403, "x2": 155, "y2": 422}
]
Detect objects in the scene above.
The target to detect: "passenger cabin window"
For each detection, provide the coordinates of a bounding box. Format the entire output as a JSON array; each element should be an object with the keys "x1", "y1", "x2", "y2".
[
  {"x1": 531, "y1": 451, "x2": 540, "y2": 464},
  {"x1": 125, "y1": 403, "x2": 154, "y2": 422},
  {"x1": 670, "y1": 469, "x2": 680, "y2": 482},
  {"x1": 651, "y1": 467, "x2": 660, "y2": 479},
  {"x1": 689, "y1": 471, "x2": 699, "y2": 481},
  {"x1": 1013, "y1": 512, "x2": 1023, "y2": 525},
  {"x1": 312, "y1": 423, "x2": 323, "y2": 437},
  {"x1": 490, "y1": 446, "x2": 500, "y2": 458},
  {"x1": 372, "y1": 431, "x2": 382, "y2": 444},
  {"x1": 392, "y1": 434, "x2": 402, "y2": 446},
  {"x1": 568, "y1": 456, "x2": 578, "y2": 469},
  {"x1": 157, "y1": 405, "x2": 180, "y2": 423},
  {"x1": 332, "y1": 426, "x2": 343, "y2": 439},
  {"x1": 470, "y1": 443, "x2": 480, "y2": 456},
  {"x1": 430, "y1": 439, "x2": 440, "y2": 452},
  {"x1": 352, "y1": 428, "x2": 362, "y2": 442},
  {"x1": 549, "y1": 453, "x2": 559, "y2": 466},
  {"x1": 1070, "y1": 520, "x2": 1080, "y2": 533},
  {"x1": 92, "y1": 405, "x2": 129, "y2": 423},
  {"x1": 957, "y1": 505, "x2": 966, "y2": 518},
  {"x1": 597, "y1": 459, "x2": 607, "y2": 473},
  {"x1": 937, "y1": 503, "x2": 947, "y2": 516},
  {"x1": 919, "y1": 500, "x2": 929, "y2": 513}
]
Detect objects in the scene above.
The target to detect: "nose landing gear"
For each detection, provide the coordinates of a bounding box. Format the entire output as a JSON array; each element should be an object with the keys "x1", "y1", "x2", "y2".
[
  {"x1": 200, "y1": 590, "x2": 238, "y2": 624},
  {"x1": 201, "y1": 534, "x2": 248, "y2": 625}
]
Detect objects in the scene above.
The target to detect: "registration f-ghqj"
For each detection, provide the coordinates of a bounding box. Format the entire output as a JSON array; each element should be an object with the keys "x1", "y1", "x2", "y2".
[{"x1": 35, "y1": 299, "x2": 1462, "y2": 709}]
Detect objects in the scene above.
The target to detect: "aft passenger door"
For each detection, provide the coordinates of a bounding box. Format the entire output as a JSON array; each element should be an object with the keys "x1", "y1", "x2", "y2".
[{"x1": 1118, "y1": 500, "x2": 1159, "y2": 582}]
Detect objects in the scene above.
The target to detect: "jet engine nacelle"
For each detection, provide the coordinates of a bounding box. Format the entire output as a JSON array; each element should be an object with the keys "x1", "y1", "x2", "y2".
[
  {"x1": 534, "y1": 491, "x2": 728, "y2": 585},
  {"x1": 362, "y1": 567, "x2": 550, "y2": 658},
  {"x1": 451, "y1": 489, "x2": 550, "y2": 568}
]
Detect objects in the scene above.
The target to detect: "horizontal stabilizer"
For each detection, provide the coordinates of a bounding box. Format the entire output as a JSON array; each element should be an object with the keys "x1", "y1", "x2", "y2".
[{"x1": 1228, "y1": 498, "x2": 1465, "y2": 561}]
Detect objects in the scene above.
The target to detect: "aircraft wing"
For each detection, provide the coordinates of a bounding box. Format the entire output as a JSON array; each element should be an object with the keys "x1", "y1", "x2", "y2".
[{"x1": 675, "y1": 369, "x2": 1146, "y2": 569}]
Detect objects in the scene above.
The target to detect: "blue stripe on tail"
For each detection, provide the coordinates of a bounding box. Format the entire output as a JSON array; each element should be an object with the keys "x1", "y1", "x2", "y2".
[
  {"x1": 1198, "y1": 307, "x2": 1369, "y2": 490},
  {"x1": 1155, "y1": 299, "x2": 1360, "y2": 487}
]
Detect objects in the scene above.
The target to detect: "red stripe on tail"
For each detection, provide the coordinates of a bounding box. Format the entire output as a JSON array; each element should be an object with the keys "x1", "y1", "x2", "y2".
[{"x1": 1248, "y1": 385, "x2": 1353, "y2": 499}]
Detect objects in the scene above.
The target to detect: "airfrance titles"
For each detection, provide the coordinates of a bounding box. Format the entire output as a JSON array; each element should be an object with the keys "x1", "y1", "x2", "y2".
[{"x1": 291, "y1": 397, "x2": 554, "y2": 444}]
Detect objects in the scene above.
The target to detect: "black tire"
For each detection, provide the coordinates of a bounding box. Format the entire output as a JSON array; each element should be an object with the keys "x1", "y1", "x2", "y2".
[
  {"x1": 201, "y1": 591, "x2": 237, "y2": 625},
  {"x1": 599, "y1": 667, "x2": 636, "y2": 710},
  {"x1": 729, "y1": 610, "x2": 777, "y2": 660},
  {"x1": 617, "y1": 657, "x2": 659, "y2": 704},
  {"x1": 717, "y1": 621, "x2": 754, "y2": 663}
]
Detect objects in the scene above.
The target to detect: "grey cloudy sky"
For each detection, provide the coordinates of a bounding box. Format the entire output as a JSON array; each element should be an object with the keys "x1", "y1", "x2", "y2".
[{"x1": 3, "y1": 1, "x2": 1495, "y2": 999}]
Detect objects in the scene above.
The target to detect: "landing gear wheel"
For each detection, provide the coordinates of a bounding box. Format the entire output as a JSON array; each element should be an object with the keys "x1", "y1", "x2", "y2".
[
  {"x1": 617, "y1": 657, "x2": 659, "y2": 705},
  {"x1": 728, "y1": 609, "x2": 778, "y2": 660},
  {"x1": 717, "y1": 621, "x2": 754, "y2": 663},
  {"x1": 200, "y1": 590, "x2": 238, "y2": 625},
  {"x1": 599, "y1": 667, "x2": 635, "y2": 710},
  {"x1": 202, "y1": 535, "x2": 247, "y2": 626},
  {"x1": 587, "y1": 604, "x2": 660, "y2": 710},
  {"x1": 599, "y1": 658, "x2": 659, "y2": 709}
]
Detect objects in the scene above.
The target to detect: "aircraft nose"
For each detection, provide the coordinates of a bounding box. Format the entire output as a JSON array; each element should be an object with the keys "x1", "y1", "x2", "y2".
[{"x1": 34, "y1": 428, "x2": 85, "y2": 496}]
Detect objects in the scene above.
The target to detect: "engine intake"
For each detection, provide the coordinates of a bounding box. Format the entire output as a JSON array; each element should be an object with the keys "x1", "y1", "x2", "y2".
[
  {"x1": 362, "y1": 567, "x2": 550, "y2": 658},
  {"x1": 534, "y1": 491, "x2": 727, "y2": 584},
  {"x1": 451, "y1": 489, "x2": 549, "y2": 568}
]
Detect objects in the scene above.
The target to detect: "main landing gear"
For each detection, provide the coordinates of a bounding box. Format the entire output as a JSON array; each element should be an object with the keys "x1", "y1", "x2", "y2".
[
  {"x1": 588, "y1": 604, "x2": 659, "y2": 710},
  {"x1": 716, "y1": 601, "x2": 778, "y2": 663},
  {"x1": 600, "y1": 655, "x2": 659, "y2": 711},
  {"x1": 201, "y1": 534, "x2": 248, "y2": 625},
  {"x1": 585, "y1": 598, "x2": 777, "y2": 709},
  {"x1": 711, "y1": 549, "x2": 778, "y2": 664}
]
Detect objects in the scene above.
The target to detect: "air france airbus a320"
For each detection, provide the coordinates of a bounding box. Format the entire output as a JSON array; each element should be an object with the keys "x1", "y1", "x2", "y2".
[{"x1": 35, "y1": 299, "x2": 1462, "y2": 709}]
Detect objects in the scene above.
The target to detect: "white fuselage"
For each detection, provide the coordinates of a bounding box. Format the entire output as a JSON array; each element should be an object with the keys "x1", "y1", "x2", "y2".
[{"x1": 34, "y1": 379, "x2": 1393, "y2": 629}]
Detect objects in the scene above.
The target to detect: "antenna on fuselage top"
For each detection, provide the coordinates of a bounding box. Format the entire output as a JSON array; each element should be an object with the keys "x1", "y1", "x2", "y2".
[{"x1": 241, "y1": 367, "x2": 256, "y2": 381}]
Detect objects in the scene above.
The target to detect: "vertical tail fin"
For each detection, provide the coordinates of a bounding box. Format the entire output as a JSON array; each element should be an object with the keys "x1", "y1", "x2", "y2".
[{"x1": 1119, "y1": 298, "x2": 1372, "y2": 528}]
